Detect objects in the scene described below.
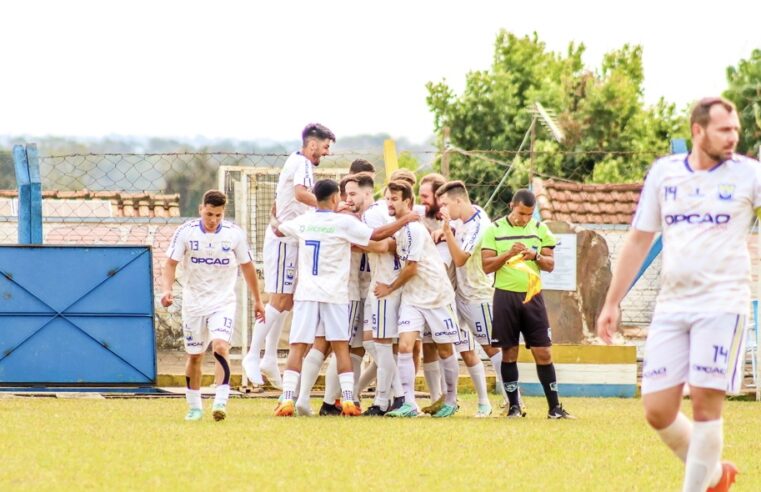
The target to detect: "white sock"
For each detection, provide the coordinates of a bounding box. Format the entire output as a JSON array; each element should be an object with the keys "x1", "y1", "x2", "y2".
[
  {"x1": 339, "y1": 372, "x2": 355, "y2": 403},
  {"x1": 297, "y1": 349, "x2": 324, "y2": 408},
  {"x1": 186, "y1": 389, "x2": 202, "y2": 410},
  {"x1": 490, "y1": 351, "x2": 508, "y2": 404},
  {"x1": 213, "y1": 384, "x2": 230, "y2": 407},
  {"x1": 439, "y1": 360, "x2": 447, "y2": 399},
  {"x1": 398, "y1": 352, "x2": 416, "y2": 405},
  {"x1": 358, "y1": 360, "x2": 377, "y2": 394},
  {"x1": 656, "y1": 412, "x2": 692, "y2": 463},
  {"x1": 323, "y1": 354, "x2": 340, "y2": 404},
  {"x1": 363, "y1": 339, "x2": 377, "y2": 359},
  {"x1": 466, "y1": 361, "x2": 489, "y2": 405},
  {"x1": 423, "y1": 361, "x2": 442, "y2": 401},
  {"x1": 351, "y1": 353, "x2": 363, "y2": 402},
  {"x1": 282, "y1": 369, "x2": 299, "y2": 402},
  {"x1": 683, "y1": 419, "x2": 723, "y2": 492},
  {"x1": 374, "y1": 343, "x2": 395, "y2": 409},
  {"x1": 441, "y1": 354, "x2": 459, "y2": 406},
  {"x1": 248, "y1": 305, "x2": 282, "y2": 355},
  {"x1": 391, "y1": 353, "x2": 404, "y2": 398},
  {"x1": 262, "y1": 306, "x2": 288, "y2": 360}
]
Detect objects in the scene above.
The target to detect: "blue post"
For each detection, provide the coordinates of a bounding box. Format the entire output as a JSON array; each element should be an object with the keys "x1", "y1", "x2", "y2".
[
  {"x1": 12, "y1": 145, "x2": 31, "y2": 244},
  {"x1": 26, "y1": 144, "x2": 43, "y2": 244}
]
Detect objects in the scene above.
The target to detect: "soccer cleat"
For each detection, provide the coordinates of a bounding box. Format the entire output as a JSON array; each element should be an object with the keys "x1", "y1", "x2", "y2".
[
  {"x1": 548, "y1": 404, "x2": 576, "y2": 419},
  {"x1": 506, "y1": 404, "x2": 526, "y2": 418},
  {"x1": 385, "y1": 402, "x2": 418, "y2": 417},
  {"x1": 341, "y1": 400, "x2": 361, "y2": 416},
  {"x1": 184, "y1": 408, "x2": 203, "y2": 421},
  {"x1": 260, "y1": 357, "x2": 282, "y2": 390},
  {"x1": 362, "y1": 405, "x2": 386, "y2": 416},
  {"x1": 387, "y1": 396, "x2": 405, "y2": 413},
  {"x1": 212, "y1": 403, "x2": 227, "y2": 421},
  {"x1": 319, "y1": 400, "x2": 342, "y2": 416},
  {"x1": 242, "y1": 352, "x2": 264, "y2": 386},
  {"x1": 421, "y1": 395, "x2": 445, "y2": 415},
  {"x1": 274, "y1": 399, "x2": 295, "y2": 417},
  {"x1": 432, "y1": 403, "x2": 458, "y2": 418},
  {"x1": 707, "y1": 461, "x2": 739, "y2": 492},
  {"x1": 475, "y1": 403, "x2": 493, "y2": 418}
]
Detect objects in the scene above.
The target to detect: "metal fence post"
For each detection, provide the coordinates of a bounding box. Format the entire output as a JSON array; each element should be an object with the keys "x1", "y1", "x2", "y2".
[
  {"x1": 12, "y1": 145, "x2": 31, "y2": 244},
  {"x1": 26, "y1": 144, "x2": 43, "y2": 244}
]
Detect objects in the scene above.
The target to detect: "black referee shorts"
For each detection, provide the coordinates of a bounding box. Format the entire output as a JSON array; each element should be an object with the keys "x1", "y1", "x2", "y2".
[{"x1": 491, "y1": 289, "x2": 551, "y2": 349}]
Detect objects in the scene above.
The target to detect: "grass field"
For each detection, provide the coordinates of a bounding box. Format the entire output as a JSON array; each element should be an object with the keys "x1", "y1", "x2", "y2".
[{"x1": 1, "y1": 395, "x2": 759, "y2": 491}]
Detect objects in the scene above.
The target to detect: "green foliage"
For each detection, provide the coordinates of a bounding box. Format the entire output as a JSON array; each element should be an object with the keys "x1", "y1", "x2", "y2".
[
  {"x1": 426, "y1": 31, "x2": 689, "y2": 216},
  {"x1": 0, "y1": 148, "x2": 15, "y2": 189},
  {"x1": 724, "y1": 48, "x2": 761, "y2": 157},
  {"x1": 164, "y1": 151, "x2": 219, "y2": 216}
]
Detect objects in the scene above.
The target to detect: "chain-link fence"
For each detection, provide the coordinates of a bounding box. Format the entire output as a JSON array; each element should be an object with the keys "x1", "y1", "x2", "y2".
[{"x1": 1, "y1": 147, "x2": 721, "y2": 349}]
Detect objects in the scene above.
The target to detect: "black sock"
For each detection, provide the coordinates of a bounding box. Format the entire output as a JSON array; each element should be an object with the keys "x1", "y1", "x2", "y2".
[
  {"x1": 185, "y1": 376, "x2": 191, "y2": 389},
  {"x1": 500, "y1": 361, "x2": 520, "y2": 407},
  {"x1": 536, "y1": 363, "x2": 560, "y2": 410}
]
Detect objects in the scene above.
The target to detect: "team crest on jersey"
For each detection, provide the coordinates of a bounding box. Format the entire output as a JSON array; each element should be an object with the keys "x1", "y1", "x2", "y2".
[
  {"x1": 285, "y1": 267, "x2": 295, "y2": 280},
  {"x1": 717, "y1": 184, "x2": 735, "y2": 201},
  {"x1": 221, "y1": 241, "x2": 231, "y2": 252}
]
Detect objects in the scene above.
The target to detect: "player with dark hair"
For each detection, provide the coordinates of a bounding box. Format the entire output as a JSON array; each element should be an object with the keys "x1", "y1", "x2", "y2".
[
  {"x1": 161, "y1": 189, "x2": 265, "y2": 422},
  {"x1": 481, "y1": 188, "x2": 573, "y2": 419},
  {"x1": 243, "y1": 123, "x2": 335, "y2": 389}
]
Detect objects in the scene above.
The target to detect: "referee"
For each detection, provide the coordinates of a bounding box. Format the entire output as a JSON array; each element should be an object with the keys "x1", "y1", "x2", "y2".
[{"x1": 481, "y1": 189, "x2": 573, "y2": 419}]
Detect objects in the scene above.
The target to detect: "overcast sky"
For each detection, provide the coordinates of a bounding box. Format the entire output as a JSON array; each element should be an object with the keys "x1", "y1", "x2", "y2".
[{"x1": 1, "y1": 0, "x2": 759, "y2": 144}]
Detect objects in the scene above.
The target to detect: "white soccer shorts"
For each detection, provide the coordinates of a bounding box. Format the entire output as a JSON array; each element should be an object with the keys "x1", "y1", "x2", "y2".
[
  {"x1": 290, "y1": 300, "x2": 350, "y2": 344},
  {"x1": 642, "y1": 311, "x2": 748, "y2": 395},
  {"x1": 364, "y1": 291, "x2": 401, "y2": 339},
  {"x1": 456, "y1": 297, "x2": 494, "y2": 346},
  {"x1": 349, "y1": 300, "x2": 365, "y2": 348},
  {"x1": 182, "y1": 304, "x2": 236, "y2": 355},
  {"x1": 399, "y1": 303, "x2": 461, "y2": 344},
  {"x1": 263, "y1": 228, "x2": 298, "y2": 294}
]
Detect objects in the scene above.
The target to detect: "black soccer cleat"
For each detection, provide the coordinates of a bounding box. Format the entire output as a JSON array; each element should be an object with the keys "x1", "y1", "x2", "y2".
[
  {"x1": 362, "y1": 405, "x2": 386, "y2": 416},
  {"x1": 387, "y1": 396, "x2": 405, "y2": 413},
  {"x1": 548, "y1": 404, "x2": 576, "y2": 419},
  {"x1": 319, "y1": 400, "x2": 343, "y2": 416},
  {"x1": 506, "y1": 404, "x2": 526, "y2": 418}
]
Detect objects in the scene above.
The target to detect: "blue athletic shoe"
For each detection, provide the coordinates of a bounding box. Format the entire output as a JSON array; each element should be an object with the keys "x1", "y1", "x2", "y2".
[
  {"x1": 185, "y1": 408, "x2": 203, "y2": 421},
  {"x1": 432, "y1": 403, "x2": 458, "y2": 418},
  {"x1": 385, "y1": 402, "x2": 418, "y2": 417}
]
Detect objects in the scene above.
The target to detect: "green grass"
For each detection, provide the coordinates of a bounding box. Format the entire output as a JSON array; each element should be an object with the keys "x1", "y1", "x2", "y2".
[{"x1": 1, "y1": 395, "x2": 759, "y2": 491}]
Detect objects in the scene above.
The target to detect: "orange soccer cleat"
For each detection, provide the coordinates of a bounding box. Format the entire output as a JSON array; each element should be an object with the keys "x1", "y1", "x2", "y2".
[
  {"x1": 707, "y1": 461, "x2": 738, "y2": 492},
  {"x1": 340, "y1": 400, "x2": 361, "y2": 416},
  {"x1": 274, "y1": 399, "x2": 295, "y2": 417}
]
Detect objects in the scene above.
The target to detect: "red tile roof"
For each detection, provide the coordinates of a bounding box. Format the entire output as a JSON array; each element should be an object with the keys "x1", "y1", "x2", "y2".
[
  {"x1": 532, "y1": 178, "x2": 643, "y2": 225},
  {"x1": 0, "y1": 190, "x2": 180, "y2": 218}
]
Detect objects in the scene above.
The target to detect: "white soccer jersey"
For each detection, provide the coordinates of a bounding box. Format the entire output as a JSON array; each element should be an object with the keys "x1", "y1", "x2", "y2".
[
  {"x1": 397, "y1": 221, "x2": 456, "y2": 309},
  {"x1": 274, "y1": 152, "x2": 315, "y2": 242},
  {"x1": 279, "y1": 210, "x2": 374, "y2": 304},
  {"x1": 362, "y1": 201, "x2": 402, "y2": 290},
  {"x1": 167, "y1": 219, "x2": 252, "y2": 317},
  {"x1": 454, "y1": 207, "x2": 494, "y2": 302},
  {"x1": 633, "y1": 153, "x2": 761, "y2": 315}
]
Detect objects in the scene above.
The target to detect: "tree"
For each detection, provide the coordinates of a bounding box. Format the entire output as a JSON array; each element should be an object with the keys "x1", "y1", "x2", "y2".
[
  {"x1": 164, "y1": 151, "x2": 219, "y2": 216},
  {"x1": 426, "y1": 30, "x2": 687, "y2": 217},
  {"x1": 0, "y1": 149, "x2": 15, "y2": 189},
  {"x1": 724, "y1": 49, "x2": 761, "y2": 157}
]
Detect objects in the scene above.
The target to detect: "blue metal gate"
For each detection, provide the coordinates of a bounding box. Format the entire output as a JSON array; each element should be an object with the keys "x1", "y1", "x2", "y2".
[{"x1": 0, "y1": 245, "x2": 156, "y2": 385}]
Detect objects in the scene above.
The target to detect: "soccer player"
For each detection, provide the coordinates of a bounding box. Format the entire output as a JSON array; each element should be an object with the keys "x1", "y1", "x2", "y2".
[
  {"x1": 273, "y1": 179, "x2": 410, "y2": 417},
  {"x1": 597, "y1": 97, "x2": 754, "y2": 491},
  {"x1": 481, "y1": 189, "x2": 573, "y2": 419},
  {"x1": 436, "y1": 180, "x2": 505, "y2": 417},
  {"x1": 243, "y1": 123, "x2": 335, "y2": 389},
  {"x1": 374, "y1": 180, "x2": 462, "y2": 418},
  {"x1": 161, "y1": 190, "x2": 265, "y2": 422}
]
